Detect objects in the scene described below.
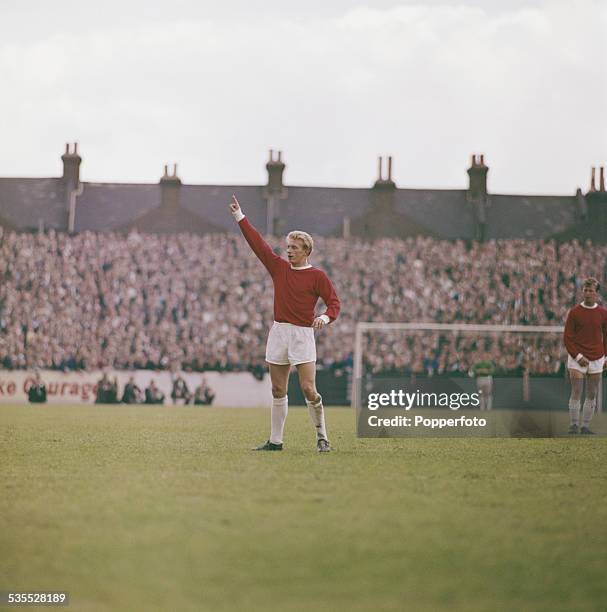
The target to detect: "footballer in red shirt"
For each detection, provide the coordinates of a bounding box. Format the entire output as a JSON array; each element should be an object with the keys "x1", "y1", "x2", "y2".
[
  {"x1": 229, "y1": 195, "x2": 340, "y2": 452},
  {"x1": 563, "y1": 277, "x2": 607, "y2": 434}
]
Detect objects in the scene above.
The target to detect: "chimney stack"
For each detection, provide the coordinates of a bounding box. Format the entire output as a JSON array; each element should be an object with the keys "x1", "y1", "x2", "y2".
[
  {"x1": 467, "y1": 153, "x2": 489, "y2": 200},
  {"x1": 266, "y1": 149, "x2": 286, "y2": 192},
  {"x1": 467, "y1": 154, "x2": 489, "y2": 242},
  {"x1": 372, "y1": 155, "x2": 396, "y2": 219},
  {"x1": 159, "y1": 163, "x2": 182, "y2": 209},
  {"x1": 262, "y1": 149, "x2": 288, "y2": 235},
  {"x1": 61, "y1": 142, "x2": 82, "y2": 187}
]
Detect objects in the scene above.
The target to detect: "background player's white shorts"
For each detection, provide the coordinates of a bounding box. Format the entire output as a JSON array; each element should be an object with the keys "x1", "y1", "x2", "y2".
[
  {"x1": 266, "y1": 322, "x2": 316, "y2": 366},
  {"x1": 567, "y1": 354, "x2": 605, "y2": 374}
]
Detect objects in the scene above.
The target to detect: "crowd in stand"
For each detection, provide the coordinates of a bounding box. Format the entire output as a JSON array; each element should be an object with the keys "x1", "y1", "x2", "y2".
[{"x1": 1, "y1": 226, "x2": 606, "y2": 376}]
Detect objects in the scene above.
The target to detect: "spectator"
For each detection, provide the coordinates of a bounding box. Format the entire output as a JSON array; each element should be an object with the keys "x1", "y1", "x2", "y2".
[
  {"x1": 27, "y1": 372, "x2": 47, "y2": 403},
  {"x1": 145, "y1": 379, "x2": 165, "y2": 405},
  {"x1": 194, "y1": 377, "x2": 215, "y2": 405},
  {"x1": 171, "y1": 375, "x2": 192, "y2": 405},
  {"x1": 122, "y1": 376, "x2": 142, "y2": 404},
  {"x1": 96, "y1": 373, "x2": 118, "y2": 404}
]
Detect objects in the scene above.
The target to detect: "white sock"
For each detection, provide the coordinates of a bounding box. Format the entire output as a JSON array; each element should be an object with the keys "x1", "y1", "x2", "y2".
[
  {"x1": 569, "y1": 399, "x2": 581, "y2": 426},
  {"x1": 270, "y1": 395, "x2": 288, "y2": 444},
  {"x1": 582, "y1": 399, "x2": 596, "y2": 427},
  {"x1": 306, "y1": 394, "x2": 327, "y2": 440}
]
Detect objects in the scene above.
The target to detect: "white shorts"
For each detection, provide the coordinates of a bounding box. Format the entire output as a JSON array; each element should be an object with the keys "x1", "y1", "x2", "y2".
[
  {"x1": 266, "y1": 322, "x2": 316, "y2": 366},
  {"x1": 567, "y1": 355, "x2": 605, "y2": 375}
]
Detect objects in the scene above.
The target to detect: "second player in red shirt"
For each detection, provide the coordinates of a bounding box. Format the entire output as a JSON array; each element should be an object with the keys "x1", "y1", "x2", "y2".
[{"x1": 563, "y1": 277, "x2": 607, "y2": 435}]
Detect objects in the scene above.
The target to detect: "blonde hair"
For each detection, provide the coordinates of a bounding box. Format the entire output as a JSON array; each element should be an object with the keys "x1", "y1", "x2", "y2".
[
  {"x1": 286, "y1": 230, "x2": 314, "y2": 255},
  {"x1": 583, "y1": 277, "x2": 600, "y2": 292}
]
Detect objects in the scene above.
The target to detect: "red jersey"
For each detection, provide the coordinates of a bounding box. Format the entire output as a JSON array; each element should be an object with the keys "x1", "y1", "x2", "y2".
[
  {"x1": 563, "y1": 303, "x2": 607, "y2": 361},
  {"x1": 238, "y1": 217, "x2": 340, "y2": 327}
]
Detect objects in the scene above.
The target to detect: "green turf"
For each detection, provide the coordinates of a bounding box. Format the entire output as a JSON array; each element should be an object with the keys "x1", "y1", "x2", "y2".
[{"x1": 1, "y1": 404, "x2": 606, "y2": 612}]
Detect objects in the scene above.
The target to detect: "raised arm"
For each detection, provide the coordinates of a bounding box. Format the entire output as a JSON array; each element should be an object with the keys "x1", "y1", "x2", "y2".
[{"x1": 230, "y1": 195, "x2": 282, "y2": 276}]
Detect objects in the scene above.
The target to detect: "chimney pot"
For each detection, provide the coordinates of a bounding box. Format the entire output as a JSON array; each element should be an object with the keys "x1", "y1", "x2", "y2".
[
  {"x1": 269, "y1": 149, "x2": 274, "y2": 162},
  {"x1": 173, "y1": 163, "x2": 177, "y2": 177},
  {"x1": 600, "y1": 166, "x2": 605, "y2": 192},
  {"x1": 74, "y1": 142, "x2": 78, "y2": 155},
  {"x1": 278, "y1": 151, "x2": 282, "y2": 163},
  {"x1": 480, "y1": 154, "x2": 485, "y2": 166},
  {"x1": 388, "y1": 156, "x2": 393, "y2": 180},
  {"x1": 65, "y1": 143, "x2": 70, "y2": 154},
  {"x1": 591, "y1": 167, "x2": 596, "y2": 192},
  {"x1": 378, "y1": 157, "x2": 383, "y2": 180}
]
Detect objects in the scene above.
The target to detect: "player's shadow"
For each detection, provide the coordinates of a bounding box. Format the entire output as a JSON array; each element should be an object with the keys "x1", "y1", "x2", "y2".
[{"x1": 508, "y1": 411, "x2": 552, "y2": 437}]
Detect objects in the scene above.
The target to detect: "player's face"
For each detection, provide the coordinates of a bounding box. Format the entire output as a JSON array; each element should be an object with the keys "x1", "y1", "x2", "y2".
[
  {"x1": 582, "y1": 285, "x2": 598, "y2": 305},
  {"x1": 286, "y1": 238, "x2": 309, "y2": 267}
]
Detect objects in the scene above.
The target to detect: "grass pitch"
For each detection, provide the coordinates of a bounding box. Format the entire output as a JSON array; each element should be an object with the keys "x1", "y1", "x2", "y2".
[{"x1": 2, "y1": 404, "x2": 607, "y2": 612}]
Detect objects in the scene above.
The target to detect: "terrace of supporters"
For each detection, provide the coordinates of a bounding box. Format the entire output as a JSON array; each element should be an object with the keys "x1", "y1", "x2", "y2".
[{"x1": 1, "y1": 227, "x2": 605, "y2": 377}]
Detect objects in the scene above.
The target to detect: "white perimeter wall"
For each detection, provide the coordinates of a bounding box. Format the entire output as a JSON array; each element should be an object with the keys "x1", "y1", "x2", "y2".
[{"x1": 0, "y1": 370, "x2": 271, "y2": 407}]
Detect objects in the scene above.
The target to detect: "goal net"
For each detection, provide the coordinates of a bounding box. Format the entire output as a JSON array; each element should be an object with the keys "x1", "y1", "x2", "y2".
[{"x1": 352, "y1": 322, "x2": 604, "y2": 438}]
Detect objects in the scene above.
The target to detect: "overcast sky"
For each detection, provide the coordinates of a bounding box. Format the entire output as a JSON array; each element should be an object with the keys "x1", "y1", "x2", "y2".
[{"x1": 0, "y1": 0, "x2": 605, "y2": 194}]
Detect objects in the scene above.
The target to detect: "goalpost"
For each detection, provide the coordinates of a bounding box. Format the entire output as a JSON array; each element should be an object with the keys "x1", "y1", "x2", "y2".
[{"x1": 351, "y1": 322, "x2": 602, "y2": 412}]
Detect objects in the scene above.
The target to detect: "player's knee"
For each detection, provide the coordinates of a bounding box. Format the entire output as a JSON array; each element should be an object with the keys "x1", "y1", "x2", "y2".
[
  {"x1": 271, "y1": 384, "x2": 287, "y2": 398},
  {"x1": 301, "y1": 382, "x2": 317, "y2": 401},
  {"x1": 570, "y1": 381, "x2": 583, "y2": 396}
]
